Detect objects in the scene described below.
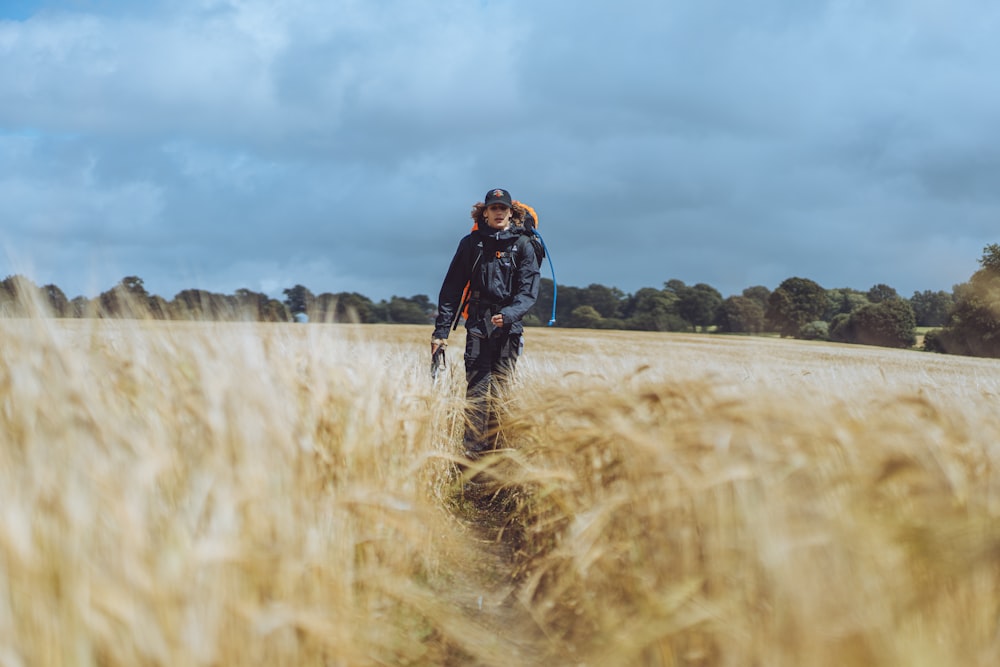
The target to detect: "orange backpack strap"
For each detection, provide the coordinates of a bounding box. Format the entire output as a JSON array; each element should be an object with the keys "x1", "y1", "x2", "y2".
[{"x1": 460, "y1": 283, "x2": 472, "y2": 322}]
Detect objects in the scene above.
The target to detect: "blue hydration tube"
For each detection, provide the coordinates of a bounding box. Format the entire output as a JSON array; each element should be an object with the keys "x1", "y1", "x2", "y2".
[{"x1": 532, "y1": 230, "x2": 558, "y2": 326}]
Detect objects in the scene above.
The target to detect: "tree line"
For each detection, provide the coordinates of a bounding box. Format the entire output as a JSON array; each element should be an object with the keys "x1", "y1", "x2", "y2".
[
  {"x1": 2, "y1": 244, "x2": 999, "y2": 358},
  {"x1": 0, "y1": 277, "x2": 435, "y2": 325}
]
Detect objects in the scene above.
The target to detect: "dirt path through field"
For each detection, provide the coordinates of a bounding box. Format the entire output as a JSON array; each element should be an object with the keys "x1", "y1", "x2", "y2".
[{"x1": 434, "y1": 477, "x2": 551, "y2": 667}]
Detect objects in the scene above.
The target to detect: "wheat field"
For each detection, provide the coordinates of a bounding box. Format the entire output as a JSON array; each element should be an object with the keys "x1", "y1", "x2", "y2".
[{"x1": 1, "y1": 318, "x2": 999, "y2": 666}]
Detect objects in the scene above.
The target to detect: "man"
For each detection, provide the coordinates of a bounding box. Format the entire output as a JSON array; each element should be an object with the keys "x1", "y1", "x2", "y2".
[{"x1": 432, "y1": 188, "x2": 541, "y2": 459}]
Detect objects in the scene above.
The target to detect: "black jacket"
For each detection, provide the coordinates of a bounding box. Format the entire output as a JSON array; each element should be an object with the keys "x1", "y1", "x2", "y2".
[{"x1": 433, "y1": 225, "x2": 541, "y2": 339}]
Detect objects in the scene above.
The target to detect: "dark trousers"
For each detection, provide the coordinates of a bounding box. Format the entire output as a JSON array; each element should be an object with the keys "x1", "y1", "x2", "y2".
[{"x1": 463, "y1": 331, "x2": 521, "y2": 457}]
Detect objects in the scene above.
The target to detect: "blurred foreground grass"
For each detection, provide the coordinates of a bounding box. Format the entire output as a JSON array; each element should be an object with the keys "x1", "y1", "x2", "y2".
[{"x1": 1, "y1": 319, "x2": 999, "y2": 666}]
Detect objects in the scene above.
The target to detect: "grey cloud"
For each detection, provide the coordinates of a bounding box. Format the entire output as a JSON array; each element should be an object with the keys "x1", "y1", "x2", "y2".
[{"x1": 2, "y1": 0, "x2": 999, "y2": 303}]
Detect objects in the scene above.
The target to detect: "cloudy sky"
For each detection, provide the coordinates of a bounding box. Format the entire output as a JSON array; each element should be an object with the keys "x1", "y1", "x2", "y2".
[{"x1": 2, "y1": 0, "x2": 998, "y2": 303}]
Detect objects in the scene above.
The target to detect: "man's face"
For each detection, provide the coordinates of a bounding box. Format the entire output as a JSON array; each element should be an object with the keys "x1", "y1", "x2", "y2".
[{"x1": 485, "y1": 203, "x2": 512, "y2": 230}]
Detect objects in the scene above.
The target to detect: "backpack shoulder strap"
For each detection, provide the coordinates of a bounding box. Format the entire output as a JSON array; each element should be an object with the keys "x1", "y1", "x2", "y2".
[{"x1": 512, "y1": 231, "x2": 544, "y2": 268}]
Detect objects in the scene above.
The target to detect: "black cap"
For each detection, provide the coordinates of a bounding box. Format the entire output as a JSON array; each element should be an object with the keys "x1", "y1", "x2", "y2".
[{"x1": 484, "y1": 188, "x2": 512, "y2": 208}]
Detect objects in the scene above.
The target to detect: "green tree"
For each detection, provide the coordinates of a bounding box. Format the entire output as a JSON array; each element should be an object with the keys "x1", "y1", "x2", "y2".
[
  {"x1": 799, "y1": 320, "x2": 830, "y2": 341},
  {"x1": 568, "y1": 305, "x2": 603, "y2": 329},
  {"x1": 555, "y1": 285, "x2": 585, "y2": 324},
  {"x1": 382, "y1": 296, "x2": 432, "y2": 324},
  {"x1": 848, "y1": 298, "x2": 916, "y2": 348},
  {"x1": 824, "y1": 288, "x2": 869, "y2": 321},
  {"x1": 333, "y1": 292, "x2": 377, "y2": 323},
  {"x1": 148, "y1": 294, "x2": 170, "y2": 320},
  {"x1": 866, "y1": 283, "x2": 898, "y2": 304},
  {"x1": 662, "y1": 278, "x2": 688, "y2": 296},
  {"x1": 43, "y1": 284, "x2": 69, "y2": 317},
  {"x1": 910, "y1": 290, "x2": 954, "y2": 327},
  {"x1": 742, "y1": 285, "x2": 771, "y2": 308},
  {"x1": 624, "y1": 287, "x2": 686, "y2": 332},
  {"x1": 170, "y1": 289, "x2": 229, "y2": 320},
  {"x1": 829, "y1": 312, "x2": 853, "y2": 343},
  {"x1": 980, "y1": 243, "x2": 1000, "y2": 272},
  {"x1": 263, "y1": 298, "x2": 289, "y2": 322},
  {"x1": 932, "y1": 245, "x2": 1000, "y2": 357},
  {"x1": 0, "y1": 274, "x2": 43, "y2": 316},
  {"x1": 311, "y1": 293, "x2": 338, "y2": 322},
  {"x1": 283, "y1": 285, "x2": 315, "y2": 316},
  {"x1": 70, "y1": 296, "x2": 93, "y2": 318},
  {"x1": 231, "y1": 288, "x2": 284, "y2": 321},
  {"x1": 717, "y1": 295, "x2": 765, "y2": 333},
  {"x1": 529, "y1": 279, "x2": 586, "y2": 325},
  {"x1": 408, "y1": 294, "x2": 435, "y2": 317},
  {"x1": 529, "y1": 280, "x2": 638, "y2": 328},
  {"x1": 98, "y1": 276, "x2": 152, "y2": 318},
  {"x1": 583, "y1": 283, "x2": 626, "y2": 319},
  {"x1": 766, "y1": 277, "x2": 826, "y2": 337},
  {"x1": 675, "y1": 283, "x2": 722, "y2": 331},
  {"x1": 921, "y1": 328, "x2": 945, "y2": 353}
]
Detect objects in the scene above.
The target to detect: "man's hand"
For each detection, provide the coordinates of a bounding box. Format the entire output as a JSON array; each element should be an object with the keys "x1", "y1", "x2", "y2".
[
  {"x1": 431, "y1": 338, "x2": 448, "y2": 356},
  {"x1": 490, "y1": 313, "x2": 505, "y2": 328},
  {"x1": 430, "y1": 338, "x2": 447, "y2": 380}
]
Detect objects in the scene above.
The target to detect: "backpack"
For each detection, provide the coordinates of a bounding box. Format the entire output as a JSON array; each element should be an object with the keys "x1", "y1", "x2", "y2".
[{"x1": 454, "y1": 201, "x2": 557, "y2": 329}]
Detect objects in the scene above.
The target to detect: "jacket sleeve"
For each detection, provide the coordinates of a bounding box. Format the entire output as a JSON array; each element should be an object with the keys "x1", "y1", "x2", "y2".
[
  {"x1": 433, "y1": 236, "x2": 473, "y2": 339},
  {"x1": 499, "y1": 234, "x2": 541, "y2": 326}
]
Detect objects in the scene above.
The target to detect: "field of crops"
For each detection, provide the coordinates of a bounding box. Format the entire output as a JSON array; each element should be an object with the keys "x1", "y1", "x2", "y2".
[{"x1": 2, "y1": 319, "x2": 999, "y2": 666}]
